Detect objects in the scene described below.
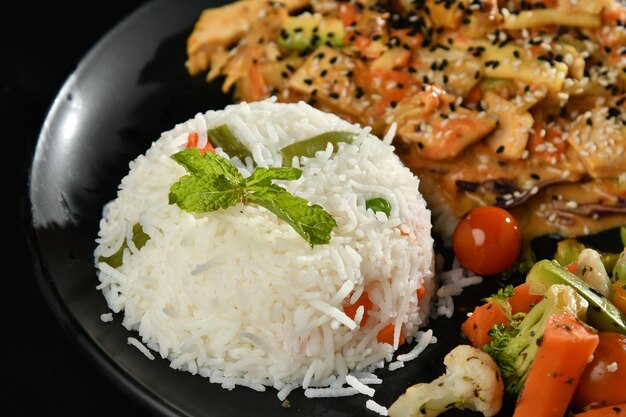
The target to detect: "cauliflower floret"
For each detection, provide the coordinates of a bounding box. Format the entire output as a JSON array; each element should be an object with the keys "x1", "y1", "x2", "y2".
[
  {"x1": 576, "y1": 248, "x2": 613, "y2": 299},
  {"x1": 388, "y1": 344, "x2": 504, "y2": 417}
]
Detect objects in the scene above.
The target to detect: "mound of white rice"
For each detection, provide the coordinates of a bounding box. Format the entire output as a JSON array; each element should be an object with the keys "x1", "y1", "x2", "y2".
[{"x1": 94, "y1": 98, "x2": 435, "y2": 398}]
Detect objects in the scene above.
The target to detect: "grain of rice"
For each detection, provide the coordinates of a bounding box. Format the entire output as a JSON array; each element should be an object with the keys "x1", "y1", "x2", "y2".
[
  {"x1": 366, "y1": 399, "x2": 389, "y2": 416},
  {"x1": 127, "y1": 337, "x2": 155, "y2": 360},
  {"x1": 345, "y1": 374, "x2": 375, "y2": 397}
]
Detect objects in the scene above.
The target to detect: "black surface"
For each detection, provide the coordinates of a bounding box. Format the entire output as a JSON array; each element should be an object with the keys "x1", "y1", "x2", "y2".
[
  {"x1": 7, "y1": 3, "x2": 152, "y2": 416},
  {"x1": 9, "y1": 1, "x2": 622, "y2": 417}
]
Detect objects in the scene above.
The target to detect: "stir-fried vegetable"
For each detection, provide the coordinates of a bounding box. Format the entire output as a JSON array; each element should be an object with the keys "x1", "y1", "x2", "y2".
[
  {"x1": 483, "y1": 284, "x2": 589, "y2": 399},
  {"x1": 388, "y1": 345, "x2": 504, "y2": 417},
  {"x1": 462, "y1": 283, "x2": 543, "y2": 349},
  {"x1": 512, "y1": 313, "x2": 599, "y2": 417},
  {"x1": 572, "y1": 332, "x2": 626, "y2": 411}
]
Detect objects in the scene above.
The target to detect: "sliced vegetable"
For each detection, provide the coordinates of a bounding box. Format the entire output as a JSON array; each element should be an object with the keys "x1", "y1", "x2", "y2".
[
  {"x1": 574, "y1": 404, "x2": 626, "y2": 417},
  {"x1": 280, "y1": 131, "x2": 357, "y2": 166},
  {"x1": 462, "y1": 298, "x2": 509, "y2": 349},
  {"x1": 452, "y1": 206, "x2": 522, "y2": 275},
  {"x1": 526, "y1": 259, "x2": 626, "y2": 334},
  {"x1": 278, "y1": 13, "x2": 345, "y2": 51},
  {"x1": 98, "y1": 223, "x2": 150, "y2": 268},
  {"x1": 572, "y1": 332, "x2": 626, "y2": 410},
  {"x1": 613, "y1": 249, "x2": 626, "y2": 283},
  {"x1": 554, "y1": 238, "x2": 586, "y2": 268},
  {"x1": 365, "y1": 197, "x2": 391, "y2": 217},
  {"x1": 207, "y1": 123, "x2": 252, "y2": 162},
  {"x1": 512, "y1": 314, "x2": 599, "y2": 417},
  {"x1": 508, "y1": 282, "x2": 544, "y2": 315}
]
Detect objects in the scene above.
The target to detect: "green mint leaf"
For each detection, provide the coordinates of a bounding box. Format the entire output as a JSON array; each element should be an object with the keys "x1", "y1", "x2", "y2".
[
  {"x1": 245, "y1": 167, "x2": 302, "y2": 187},
  {"x1": 171, "y1": 148, "x2": 244, "y2": 186},
  {"x1": 169, "y1": 174, "x2": 243, "y2": 212},
  {"x1": 169, "y1": 148, "x2": 337, "y2": 245},
  {"x1": 169, "y1": 149, "x2": 245, "y2": 212},
  {"x1": 246, "y1": 184, "x2": 337, "y2": 245}
]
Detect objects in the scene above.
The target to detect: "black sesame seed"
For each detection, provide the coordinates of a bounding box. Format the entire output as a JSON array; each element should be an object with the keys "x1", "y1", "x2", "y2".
[
  {"x1": 496, "y1": 145, "x2": 505, "y2": 153},
  {"x1": 586, "y1": 118, "x2": 593, "y2": 126},
  {"x1": 607, "y1": 107, "x2": 620, "y2": 119},
  {"x1": 329, "y1": 92, "x2": 340, "y2": 99}
]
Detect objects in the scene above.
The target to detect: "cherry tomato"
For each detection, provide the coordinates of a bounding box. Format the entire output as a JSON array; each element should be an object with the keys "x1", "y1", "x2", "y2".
[
  {"x1": 572, "y1": 332, "x2": 626, "y2": 410},
  {"x1": 452, "y1": 206, "x2": 522, "y2": 275}
]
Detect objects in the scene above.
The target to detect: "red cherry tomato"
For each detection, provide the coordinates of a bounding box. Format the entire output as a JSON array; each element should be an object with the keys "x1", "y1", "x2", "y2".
[
  {"x1": 452, "y1": 206, "x2": 522, "y2": 275},
  {"x1": 571, "y1": 332, "x2": 626, "y2": 410}
]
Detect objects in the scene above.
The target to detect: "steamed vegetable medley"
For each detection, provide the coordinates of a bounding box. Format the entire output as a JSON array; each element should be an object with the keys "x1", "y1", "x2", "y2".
[{"x1": 390, "y1": 229, "x2": 626, "y2": 417}]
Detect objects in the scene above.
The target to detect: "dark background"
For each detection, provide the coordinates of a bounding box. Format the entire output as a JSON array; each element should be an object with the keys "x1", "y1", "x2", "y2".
[{"x1": 4, "y1": 2, "x2": 152, "y2": 416}]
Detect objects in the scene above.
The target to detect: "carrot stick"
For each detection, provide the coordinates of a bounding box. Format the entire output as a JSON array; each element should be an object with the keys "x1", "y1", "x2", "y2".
[
  {"x1": 512, "y1": 314, "x2": 599, "y2": 417},
  {"x1": 509, "y1": 282, "x2": 544, "y2": 314},
  {"x1": 574, "y1": 404, "x2": 626, "y2": 417},
  {"x1": 461, "y1": 300, "x2": 508, "y2": 348}
]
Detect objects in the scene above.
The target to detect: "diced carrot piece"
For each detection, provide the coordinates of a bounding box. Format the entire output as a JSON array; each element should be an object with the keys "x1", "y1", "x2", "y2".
[
  {"x1": 200, "y1": 141, "x2": 215, "y2": 154},
  {"x1": 377, "y1": 323, "x2": 404, "y2": 346},
  {"x1": 343, "y1": 292, "x2": 372, "y2": 326},
  {"x1": 574, "y1": 404, "x2": 626, "y2": 417},
  {"x1": 187, "y1": 132, "x2": 199, "y2": 148},
  {"x1": 416, "y1": 285, "x2": 426, "y2": 299},
  {"x1": 509, "y1": 282, "x2": 544, "y2": 314},
  {"x1": 567, "y1": 261, "x2": 578, "y2": 274},
  {"x1": 462, "y1": 283, "x2": 545, "y2": 348},
  {"x1": 461, "y1": 300, "x2": 508, "y2": 348},
  {"x1": 512, "y1": 314, "x2": 599, "y2": 417}
]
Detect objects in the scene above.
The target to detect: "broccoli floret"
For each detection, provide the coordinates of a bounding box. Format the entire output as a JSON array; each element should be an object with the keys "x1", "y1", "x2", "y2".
[
  {"x1": 388, "y1": 345, "x2": 504, "y2": 417},
  {"x1": 482, "y1": 284, "x2": 588, "y2": 399}
]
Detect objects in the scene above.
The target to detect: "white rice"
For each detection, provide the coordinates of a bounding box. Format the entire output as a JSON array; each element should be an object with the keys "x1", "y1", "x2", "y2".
[{"x1": 94, "y1": 98, "x2": 435, "y2": 397}]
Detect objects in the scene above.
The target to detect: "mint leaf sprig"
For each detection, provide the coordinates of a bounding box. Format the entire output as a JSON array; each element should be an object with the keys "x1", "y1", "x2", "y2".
[{"x1": 168, "y1": 148, "x2": 337, "y2": 245}]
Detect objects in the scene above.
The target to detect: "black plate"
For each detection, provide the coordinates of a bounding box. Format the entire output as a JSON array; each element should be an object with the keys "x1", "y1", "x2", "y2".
[{"x1": 25, "y1": 1, "x2": 622, "y2": 416}]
